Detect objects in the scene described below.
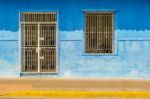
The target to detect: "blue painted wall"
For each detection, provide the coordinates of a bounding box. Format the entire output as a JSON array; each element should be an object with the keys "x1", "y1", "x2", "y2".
[{"x1": 0, "y1": 0, "x2": 150, "y2": 78}]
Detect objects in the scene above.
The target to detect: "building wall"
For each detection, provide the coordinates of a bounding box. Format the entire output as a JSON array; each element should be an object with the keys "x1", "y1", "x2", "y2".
[{"x1": 0, "y1": 0, "x2": 150, "y2": 77}]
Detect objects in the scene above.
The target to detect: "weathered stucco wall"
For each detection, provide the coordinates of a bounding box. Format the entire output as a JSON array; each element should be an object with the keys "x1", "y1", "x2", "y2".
[
  {"x1": 0, "y1": 0, "x2": 150, "y2": 77},
  {"x1": 59, "y1": 30, "x2": 150, "y2": 78}
]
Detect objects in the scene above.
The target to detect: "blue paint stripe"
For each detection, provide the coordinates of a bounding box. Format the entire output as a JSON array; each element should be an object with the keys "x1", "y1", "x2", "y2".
[{"x1": 0, "y1": 40, "x2": 18, "y2": 41}]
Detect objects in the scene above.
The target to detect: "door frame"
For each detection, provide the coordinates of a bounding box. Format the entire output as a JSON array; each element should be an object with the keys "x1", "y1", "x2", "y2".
[{"x1": 19, "y1": 12, "x2": 59, "y2": 76}]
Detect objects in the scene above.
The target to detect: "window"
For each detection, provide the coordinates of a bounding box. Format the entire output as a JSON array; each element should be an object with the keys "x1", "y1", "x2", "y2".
[
  {"x1": 20, "y1": 12, "x2": 57, "y2": 73},
  {"x1": 85, "y1": 12, "x2": 114, "y2": 54}
]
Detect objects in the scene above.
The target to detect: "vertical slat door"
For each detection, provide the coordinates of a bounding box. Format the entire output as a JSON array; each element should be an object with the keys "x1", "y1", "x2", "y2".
[
  {"x1": 21, "y1": 48, "x2": 38, "y2": 72},
  {"x1": 21, "y1": 13, "x2": 57, "y2": 73},
  {"x1": 21, "y1": 24, "x2": 38, "y2": 72},
  {"x1": 40, "y1": 24, "x2": 56, "y2": 72}
]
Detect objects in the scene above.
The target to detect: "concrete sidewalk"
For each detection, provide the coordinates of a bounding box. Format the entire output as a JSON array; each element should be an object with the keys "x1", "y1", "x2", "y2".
[{"x1": 0, "y1": 78, "x2": 150, "y2": 92}]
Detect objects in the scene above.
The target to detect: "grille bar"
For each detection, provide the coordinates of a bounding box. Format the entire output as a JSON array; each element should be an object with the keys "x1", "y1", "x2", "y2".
[
  {"x1": 40, "y1": 24, "x2": 56, "y2": 47},
  {"x1": 20, "y1": 13, "x2": 56, "y2": 22},
  {"x1": 40, "y1": 48, "x2": 56, "y2": 72},
  {"x1": 21, "y1": 48, "x2": 38, "y2": 72},
  {"x1": 21, "y1": 24, "x2": 38, "y2": 47}
]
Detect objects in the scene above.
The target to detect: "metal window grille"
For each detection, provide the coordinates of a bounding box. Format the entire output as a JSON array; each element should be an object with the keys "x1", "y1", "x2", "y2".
[
  {"x1": 85, "y1": 12, "x2": 114, "y2": 54},
  {"x1": 20, "y1": 12, "x2": 57, "y2": 72}
]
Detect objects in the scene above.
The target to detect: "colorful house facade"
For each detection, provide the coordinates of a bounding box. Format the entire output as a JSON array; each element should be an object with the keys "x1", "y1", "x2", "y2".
[{"x1": 0, "y1": 0, "x2": 150, "y2": 78}]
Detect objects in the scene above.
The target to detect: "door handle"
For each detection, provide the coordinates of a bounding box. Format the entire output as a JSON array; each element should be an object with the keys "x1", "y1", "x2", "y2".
[
  {"x1": 40, "y1": 56, "x2": 44, "y2": 60},
  {"x1": 36, "y1": 48, "x2": 41, "y2": 53},
  {"x1": 40, "y1": 37, "x2": 44, "y2": 40}
]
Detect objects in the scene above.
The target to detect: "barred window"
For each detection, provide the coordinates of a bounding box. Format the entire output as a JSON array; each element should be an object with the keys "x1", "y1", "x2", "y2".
[
  {"x1": 20, "y1": 12, "x2": 57, "y2": 73},
  {"x1": 85, "y1": 12, "x2": 114, "y2": 54}
]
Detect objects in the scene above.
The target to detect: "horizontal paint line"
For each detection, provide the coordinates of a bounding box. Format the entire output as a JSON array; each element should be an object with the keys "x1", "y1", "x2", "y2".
[
  {"x1": 118, "y1": 39, "x2": 150, "y2": 41},
  {"x1": 82, "y1": 53, "x2": 118, "y2": 56},
  {"x1": 0, "y1": 39, "x2": 150, "y2": 42},
  {"x1": 2, "y1": 90, "x2": 150, "y2": 97},
  {"x1": 0, "y1": 40, "x2": 81, "y2": 41},
  {"x1": 82, "y1": 9, "x2": 118, "y2": 13},
  {"x1": 0, "y1": 40, "x2": 18, "y2": 41},
  {"x1": 1, "y1": 39, "x2": 150, "y2": 42},
  {"x1": 60, "y1": 40, "x2": 82, "y2": 41},
  {"x1": 18, "y1": 10, "x2": 60, "y2": 13},
  {"x1": 20, "y1": 72, "x2": 58, "y2": 74}
]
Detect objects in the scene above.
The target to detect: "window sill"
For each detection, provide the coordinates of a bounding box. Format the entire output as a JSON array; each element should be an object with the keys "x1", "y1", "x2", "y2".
[
  {"x1": 82, "y1": 53, "x2": 118, "y2": 56},
  {"x1": 20, "y1": 72, "x2": 58, "y2": 77}
]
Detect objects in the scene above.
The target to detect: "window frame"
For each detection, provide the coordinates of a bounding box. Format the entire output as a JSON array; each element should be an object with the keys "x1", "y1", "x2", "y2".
[{"x1": 83, "y1": 11, "x2": 116, "y2": 55}]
